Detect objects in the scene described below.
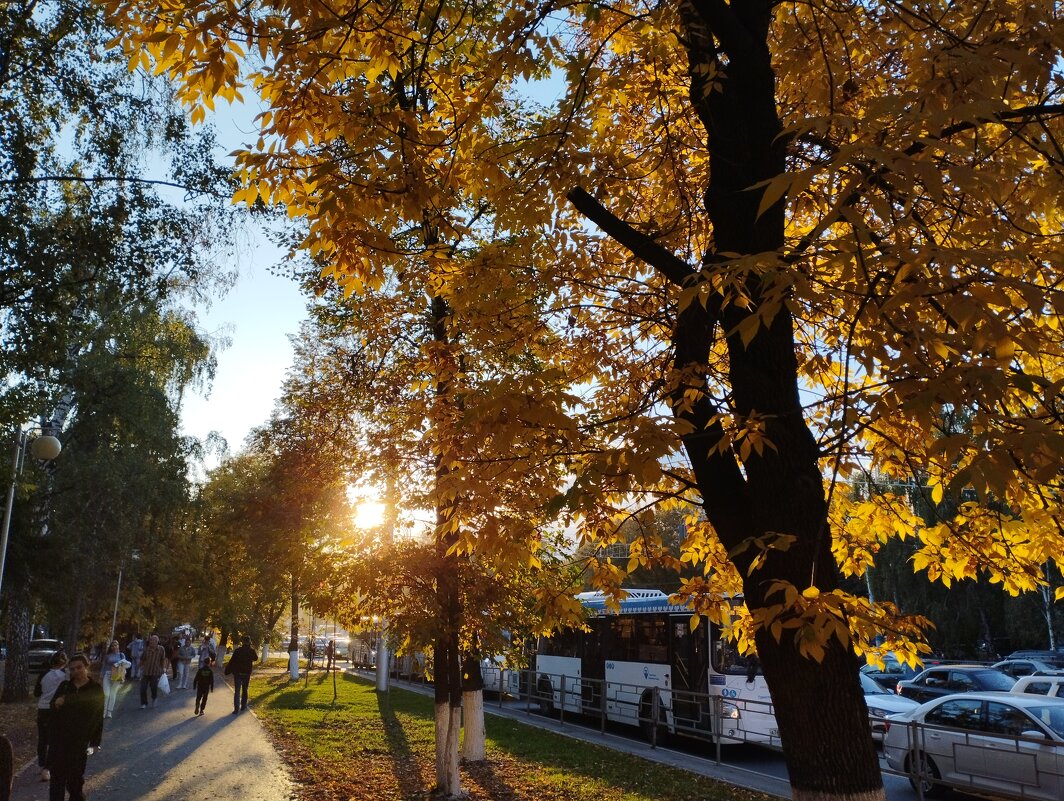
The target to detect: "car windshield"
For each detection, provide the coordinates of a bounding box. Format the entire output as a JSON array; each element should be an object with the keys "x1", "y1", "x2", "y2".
[
  {"x1": 1027, "y1": 704, "x2": 1064, "y2": 738},
  {"x1": 975, "y1": 670, "x2": 1017, "y2": 691},
  {"x1": 860, "y1": 673, "x2": 889, "y2": 695}
]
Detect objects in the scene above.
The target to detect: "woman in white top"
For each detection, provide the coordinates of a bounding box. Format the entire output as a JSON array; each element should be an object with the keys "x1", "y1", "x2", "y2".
[
  {"x1": 36, "y1": 650, "x2": 68, "y2": 782},
  {"x1": 100, "y1": 640, "x2": 131, "y2": 718}
]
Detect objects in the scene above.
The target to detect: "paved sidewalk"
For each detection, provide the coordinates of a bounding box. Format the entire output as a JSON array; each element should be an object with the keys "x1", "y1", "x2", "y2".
[{"x1": 12, "y1": 673, "x2": 293, "y2": 801}]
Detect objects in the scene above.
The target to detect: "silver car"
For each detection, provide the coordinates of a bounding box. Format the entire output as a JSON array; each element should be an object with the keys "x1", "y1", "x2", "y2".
[
  {"x1": 859, "y1": 672, "x2": 918, "y2": 742},
  {"x1": 883, "y1": 691, "x2": 1064, "y2": 800}
]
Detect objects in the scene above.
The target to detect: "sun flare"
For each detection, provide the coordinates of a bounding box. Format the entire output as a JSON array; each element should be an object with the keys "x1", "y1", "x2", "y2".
[{"x1": 354, "y1": 500, "x2": 386, "y2": 530}]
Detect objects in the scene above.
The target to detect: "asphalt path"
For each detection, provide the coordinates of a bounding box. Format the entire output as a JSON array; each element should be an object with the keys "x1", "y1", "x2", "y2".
[{"x1": 11, "y1": 670, "x2": 293, "y2": 801}]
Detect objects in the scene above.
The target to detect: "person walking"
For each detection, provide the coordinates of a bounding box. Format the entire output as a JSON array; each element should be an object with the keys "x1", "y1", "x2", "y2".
[
  {"x1": 35, "y1": 651, "x2": 68, "y2": 783},
  {"x1": 192, "y1": 657, "x2": 215, "y2": 715},
  {"x1": 127, "y1": 635, "x2": 144, "y2": 680},
  {"x1": 138, "y1": 634, "x2": 167, "y2": 708},
  {"x1": 100, "y1": 641, "x2": 131, "y2": 719},
  {"x1": 325, "y1": 640, "x2": 335, "y2": 671},
  {"x1": 176, "y1": 637, "x2": 194, "y2": 690},
  {"x1": 223, "y1": 636, "x2": 258, "y2": 714},
  {"x1": 197, "y1": 635, "x2": 215, "y2": 667},
  {"x1": 48, "y1": 653, "x2": 104, "y2": 801}
]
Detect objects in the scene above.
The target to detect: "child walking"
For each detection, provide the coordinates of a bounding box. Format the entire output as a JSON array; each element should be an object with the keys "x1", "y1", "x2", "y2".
[{"x1": 193, "y1": 657, "x2": 214, "y2": 716}]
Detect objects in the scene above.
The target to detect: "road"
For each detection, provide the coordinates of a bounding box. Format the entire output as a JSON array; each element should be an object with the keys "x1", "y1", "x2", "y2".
[{"x1": 10, "y1": 671, "x2": 294, "y2": 801}]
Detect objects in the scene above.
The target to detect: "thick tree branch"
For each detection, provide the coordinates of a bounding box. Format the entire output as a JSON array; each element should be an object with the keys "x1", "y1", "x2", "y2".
[{"x1": 566, "y1": 187, "x2": 697, "y2": 288}]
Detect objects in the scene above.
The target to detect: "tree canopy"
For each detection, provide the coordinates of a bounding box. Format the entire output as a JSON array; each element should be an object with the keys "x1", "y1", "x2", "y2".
[{"x1": 103, "y1": 1, "x2": 1064, "y2": 799}]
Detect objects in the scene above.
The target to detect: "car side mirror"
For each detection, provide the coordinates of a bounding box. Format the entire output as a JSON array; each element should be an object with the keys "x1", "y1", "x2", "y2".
[{"x1": 1020, "y1": 730, "x2": 1049, "y2": 741}]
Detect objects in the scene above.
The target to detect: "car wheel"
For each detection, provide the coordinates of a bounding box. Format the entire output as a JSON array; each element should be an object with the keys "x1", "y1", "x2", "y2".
[{"x1": 905, "y1": 751, "x2": 943, "y2": 798}]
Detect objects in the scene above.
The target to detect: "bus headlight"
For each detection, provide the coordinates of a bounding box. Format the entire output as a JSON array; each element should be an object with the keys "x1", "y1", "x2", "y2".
[{"x1": 721, "y1": 702, "x2": 741, "y2": 720}]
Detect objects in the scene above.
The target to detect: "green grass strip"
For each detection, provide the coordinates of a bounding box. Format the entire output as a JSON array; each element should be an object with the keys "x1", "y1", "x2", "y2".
[{"x1": 248, "y1": 669, "x2": 773, "y2": 801}]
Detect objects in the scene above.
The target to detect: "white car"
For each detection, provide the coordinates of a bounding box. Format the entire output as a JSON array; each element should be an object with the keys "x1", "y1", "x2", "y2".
[
  {"x1": 860, "y1": 672, "x2": 918, "y2": 742},
  {"x1": 1012, "y1": 673, "x2": 1064, "y2": 699},
  {"x1": 882, "y1": 691, "x2": 1064, "y2": 800}
]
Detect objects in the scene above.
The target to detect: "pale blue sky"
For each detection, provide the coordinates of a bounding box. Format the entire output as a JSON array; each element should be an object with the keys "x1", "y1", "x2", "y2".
[
  {"x1": 177, "y1": 102, "x2": 307, "y2": 458},
  {"x1": 179, "y1": 235, "x2": 306, "y2": 458}
]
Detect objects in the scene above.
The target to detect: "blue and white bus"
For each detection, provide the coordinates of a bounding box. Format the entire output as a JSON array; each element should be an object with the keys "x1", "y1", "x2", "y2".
[{"x1": 532, "y1": 589, "x2": 779, "y2": 746}]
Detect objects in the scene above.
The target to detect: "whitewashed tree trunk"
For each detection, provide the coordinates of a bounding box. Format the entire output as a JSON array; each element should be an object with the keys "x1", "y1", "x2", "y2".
[
  {"x1": 461, "y1": 689, "x2": 486, "y2": 762},
  {"x1": 435, "y1": 702, "x2": 462, "y2": 797}
]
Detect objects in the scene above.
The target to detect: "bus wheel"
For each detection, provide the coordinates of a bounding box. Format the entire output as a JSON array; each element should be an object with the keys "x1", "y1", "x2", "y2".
[
  {"x1": 639, "y1": 694, "x2": 668, "y2": 745},
  {"x1": 536, "y1": 676, "x2": 555, "y2": 716}
]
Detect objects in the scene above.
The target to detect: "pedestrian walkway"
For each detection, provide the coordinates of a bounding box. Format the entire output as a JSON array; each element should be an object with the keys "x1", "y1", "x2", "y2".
[{"x1": 11, "y1": 673, "x2": 293, "y2": 801}]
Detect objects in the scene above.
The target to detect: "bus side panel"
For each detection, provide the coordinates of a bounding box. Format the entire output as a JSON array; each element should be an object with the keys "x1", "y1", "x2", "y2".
[
  {"x1": 605, "y1": 660, "x2": 672, "y2": 728},
  {"x1": 710, "y1": 675, "x2": 778, "y2": 745},
  {"x1": 535, "y1": 654, "x2": 581, "y2": 712}
]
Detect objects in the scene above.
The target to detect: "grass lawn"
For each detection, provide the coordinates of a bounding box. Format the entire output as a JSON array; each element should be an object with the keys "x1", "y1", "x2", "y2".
[{"x1": 249, "y1": 669, "x2": 776, "y2": 801}]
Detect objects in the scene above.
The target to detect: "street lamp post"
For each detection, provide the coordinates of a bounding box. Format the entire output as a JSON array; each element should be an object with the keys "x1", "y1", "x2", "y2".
[{"x1": 0, "y1": 429, "x2": 62, "y2": 598}]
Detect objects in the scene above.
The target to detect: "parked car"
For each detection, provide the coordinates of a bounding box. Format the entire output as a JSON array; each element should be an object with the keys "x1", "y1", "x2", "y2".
[
  {"x1": 883, "y1": 691, "x2": 1064, "y2": 799},
  {"x1": 1012, "y1": 673, "x2": 1064, "y2": 699},
  {"x1": 993, "y1": 656, "x2": 1064, "y2": 679},
  {"x1": 860, "y1": 654, "x2": 946, "y2": 691},
  {"x1": 331, "y1": 637, "x2": 350, "y2": 661},
  {"x1": 860, "y1": 672, "x2": 919, "y2": 742},
  {"x1": 27, "y1": 638, "x2": 64, "y2": 672},
  {"x1": 897, "y1": 664, "x2": 1014, "y2": 703},
  {"x1": 1004, "y1": 649, "x2": 1064, "y2": 669}
]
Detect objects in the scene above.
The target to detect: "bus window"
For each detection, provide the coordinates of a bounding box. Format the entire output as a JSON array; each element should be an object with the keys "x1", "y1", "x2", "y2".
[
  {"x1": 607, "y1": 617, "x2": 635, "y2": 661},
  {"x1": 636, "y1": 617, "x2": 668, "y2": 663},
  {"x1": 539, "y1": 628, "x2": 582, "y2": 658},
  {"x1": 711, "y1": 627, "x2": 758, "y2": 676}
]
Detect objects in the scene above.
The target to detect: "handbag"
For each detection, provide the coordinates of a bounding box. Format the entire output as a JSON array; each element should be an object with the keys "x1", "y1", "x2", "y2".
[
  {"x1": 158, "y1": 672, "x2": 171, "y2": 694},
  {"x1": 110, "y1": 664, "x2": 126, "y2": 683}
]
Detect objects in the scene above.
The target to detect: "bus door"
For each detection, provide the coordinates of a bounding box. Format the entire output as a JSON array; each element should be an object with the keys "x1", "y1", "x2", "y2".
[
  {"x1": 669, "y1": 614, "x2": 709, "y2": 732},
  {"x1": 581, "y1": 619, "x2": 605, "y2": 710}
]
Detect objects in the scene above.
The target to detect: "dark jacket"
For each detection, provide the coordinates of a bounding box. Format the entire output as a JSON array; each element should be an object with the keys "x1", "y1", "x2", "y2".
[
  {"x1": 50, "y1": 678, "x2": 104, "y2": 749},
  {"x1": 193, "y1": 665, "x2": 215, "y2": 693},
  {"x1": 225, "y1": 644, "x2": 258, "y2": 675}
]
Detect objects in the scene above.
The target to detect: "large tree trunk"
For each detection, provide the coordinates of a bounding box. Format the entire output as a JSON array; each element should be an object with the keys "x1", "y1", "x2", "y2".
[
  {"x1": 461, "y1": 655, "x2": 486, "y2": 763},
  {"x1": 571, "y1": 4, "x2": 884, "y2": 799},
  {"x1": 1, "y1": 585, "x2": 31, "y2": 702},
  {"x1": 676, "y1": 4, "x2": 882, "y2": 799},
  {"x1": 288, "y1": 572, "x2": 300, "y2": 680},
  {"x1": 431, "y1": 292, "x2": 464, "y2": 798}
]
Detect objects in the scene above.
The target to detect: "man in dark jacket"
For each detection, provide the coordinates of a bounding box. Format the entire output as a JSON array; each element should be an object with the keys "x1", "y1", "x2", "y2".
[
  {"x1": 224, "y1": 636, "x2": 258, "y2": 713},
  {"x1": 48, "y1": 653, "x2": 104, "y2": 801}
]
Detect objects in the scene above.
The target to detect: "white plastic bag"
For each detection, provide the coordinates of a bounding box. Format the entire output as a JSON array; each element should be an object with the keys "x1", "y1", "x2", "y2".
[{"x1": 158, "y1": 673, "x2": 171, "y2": 695}]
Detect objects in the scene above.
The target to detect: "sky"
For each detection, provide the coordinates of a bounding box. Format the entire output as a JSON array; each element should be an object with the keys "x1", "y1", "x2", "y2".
[
  {"x1": 176, "y1": 103, "x2": 308, "y2": 461},
  {"x1": 178, "y1": 235, "x2": 306, "y2": 458}
]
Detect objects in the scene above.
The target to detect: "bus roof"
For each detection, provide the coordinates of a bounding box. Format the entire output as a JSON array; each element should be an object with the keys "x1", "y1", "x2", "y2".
[{"x1": 575, "y1": 589, "x2": 693, "y2": 616}]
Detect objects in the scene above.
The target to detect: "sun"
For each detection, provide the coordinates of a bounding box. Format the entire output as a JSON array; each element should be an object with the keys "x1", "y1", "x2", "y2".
[{"x1": 354, "y1": 500, "x2": 386, "y2": 530}]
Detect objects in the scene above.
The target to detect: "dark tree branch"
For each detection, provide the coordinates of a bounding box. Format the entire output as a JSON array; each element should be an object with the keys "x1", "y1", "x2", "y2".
[{"x1": 566, "y1": 187, "x2": 697, "y2": 288}]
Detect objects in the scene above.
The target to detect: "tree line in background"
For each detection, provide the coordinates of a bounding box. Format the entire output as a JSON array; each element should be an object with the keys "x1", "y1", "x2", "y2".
[{"x1": 3, "y1": 3, "x2": 1063, "y2": 801}]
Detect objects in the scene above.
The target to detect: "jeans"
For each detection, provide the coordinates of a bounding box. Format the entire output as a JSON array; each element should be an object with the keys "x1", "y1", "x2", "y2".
[
  {"x1": 102, "y1": 676, "x2": 121, "y2": 715},
  {"x1": 176, "y1": 660, "x2": 189, "y2": 689},
  {"x1": 195, "y1": 686, "x2": 210, "y2": 712},
  {"x1": 139, "y1": 675, "x2": 160, "y2": 705},
  {"x1": 233, "y1": 673, "x2": 250, "y2": 711}
]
